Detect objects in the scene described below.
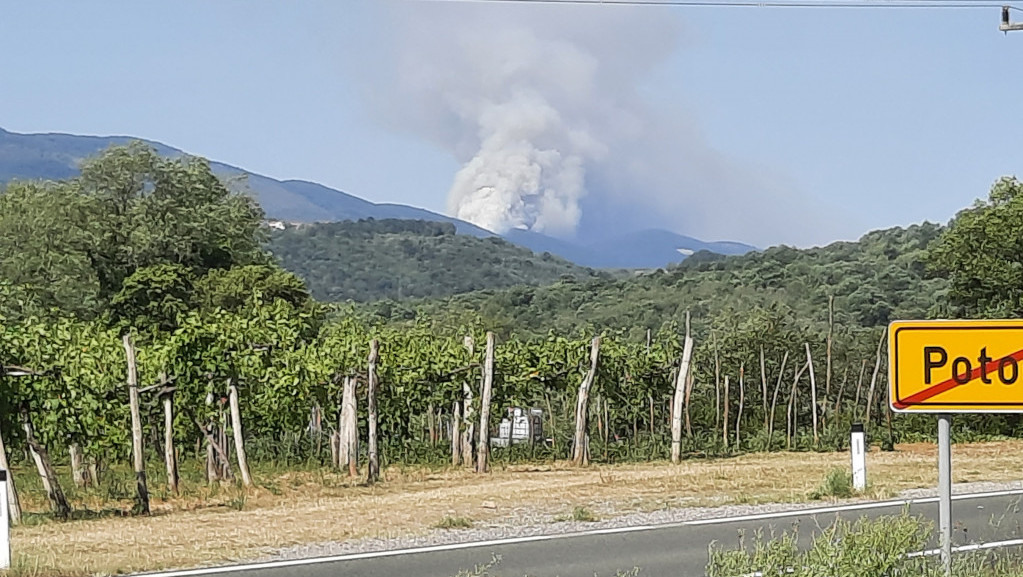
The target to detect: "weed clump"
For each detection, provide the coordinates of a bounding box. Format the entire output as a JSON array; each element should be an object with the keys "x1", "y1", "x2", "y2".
[
  {"x1": 809, "y1": 467, "x2": 854, "y2": 500},
  {"x1": 435, "y1": 516, "x2": 474, "y2": 529}
]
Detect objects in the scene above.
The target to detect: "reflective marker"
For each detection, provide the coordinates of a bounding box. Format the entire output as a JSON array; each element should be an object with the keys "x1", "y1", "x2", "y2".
[{"x1": 850, "y1": 423, "x2": 866, "y2": 492}]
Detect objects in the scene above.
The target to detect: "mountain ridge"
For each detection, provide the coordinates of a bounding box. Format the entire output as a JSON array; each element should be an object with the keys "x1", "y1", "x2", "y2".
[{"x1": 0, "y1": 126, "x2": 756, "y2": 268}]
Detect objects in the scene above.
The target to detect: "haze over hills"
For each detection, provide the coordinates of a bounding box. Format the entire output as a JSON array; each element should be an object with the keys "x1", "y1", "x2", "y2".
[{"x1": 0, "y1": 127, "x2": 755, "y2": 268}]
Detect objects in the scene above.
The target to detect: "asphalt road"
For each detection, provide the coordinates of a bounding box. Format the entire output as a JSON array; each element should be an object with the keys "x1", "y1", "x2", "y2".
[{"x1": 149, "y1": 490, "x2": 1023, "y2": 577}]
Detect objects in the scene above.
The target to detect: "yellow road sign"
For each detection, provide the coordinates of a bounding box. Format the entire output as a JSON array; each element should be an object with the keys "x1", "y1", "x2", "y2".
[{"x1": 889, "y1": 319, "x2": 1023, "y2": 413}]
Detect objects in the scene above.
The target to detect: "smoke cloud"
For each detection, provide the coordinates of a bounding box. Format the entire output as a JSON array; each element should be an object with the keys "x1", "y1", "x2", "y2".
[{"x1": 365, "y1": 3, "x2": 831, "y2": 246}]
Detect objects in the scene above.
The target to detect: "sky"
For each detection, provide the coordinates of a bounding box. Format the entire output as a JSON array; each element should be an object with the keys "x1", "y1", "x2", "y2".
[{"x1": 1, "y1": 0, "x2": 1020, "y2": 248}]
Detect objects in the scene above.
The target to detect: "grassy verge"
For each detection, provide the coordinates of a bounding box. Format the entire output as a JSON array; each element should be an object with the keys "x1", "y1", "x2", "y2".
[
  {"x1": 708, "y1": 513, "x2": 1023, "y2": 577},
  {"x1": 7, "y1": 440, "x2": 1023, "y2": 576}
]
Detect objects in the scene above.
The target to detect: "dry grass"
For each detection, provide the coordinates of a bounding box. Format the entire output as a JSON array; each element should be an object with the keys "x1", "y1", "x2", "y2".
[{"x1": 10, "y1": 440, "x2": 1023, "y2": 576}]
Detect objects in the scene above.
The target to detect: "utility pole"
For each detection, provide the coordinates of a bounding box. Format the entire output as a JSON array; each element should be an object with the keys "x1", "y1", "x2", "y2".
[{"x1": 1001, "y1": 6, "x2": 1023, "y2": 32}]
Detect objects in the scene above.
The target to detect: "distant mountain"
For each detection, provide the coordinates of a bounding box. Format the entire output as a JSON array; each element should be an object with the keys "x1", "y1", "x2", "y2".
[
  {"x1": 0, "y1": 127, "x2": 492, "y2": 236},
  {"x1": 0, "y1": 127, "x2": 756, "y2": 268},
  {"x1": 506, "y1": 228, "x2": 753, "y2": 269}
]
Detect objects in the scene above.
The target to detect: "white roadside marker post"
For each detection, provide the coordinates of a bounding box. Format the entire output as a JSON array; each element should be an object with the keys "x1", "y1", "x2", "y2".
[
  {"x1": 0, "y1": 469, "x2": 10, "y2": 569},
  {"x1": 850, "y1": 423, "x2": 866, "y2": 492},
  {"x1": 938, "y1": 414, "x2": 952, "y2": 577}
]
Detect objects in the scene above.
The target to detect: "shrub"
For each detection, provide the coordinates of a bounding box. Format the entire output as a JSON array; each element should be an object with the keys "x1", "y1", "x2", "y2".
[{"x1": 809, "y1": 467, "x2": 854, "y2": 500}]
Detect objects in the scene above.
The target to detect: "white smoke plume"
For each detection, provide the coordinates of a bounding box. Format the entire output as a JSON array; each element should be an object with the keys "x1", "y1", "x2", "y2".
[{"x1": 364, "y1": 3, "x2": 833, "y2": 246}]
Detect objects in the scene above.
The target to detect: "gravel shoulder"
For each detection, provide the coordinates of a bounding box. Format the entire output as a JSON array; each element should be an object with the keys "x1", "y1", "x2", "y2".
[{"x1": 260, "y1": 479, "x2": 1023, "y2": 563}]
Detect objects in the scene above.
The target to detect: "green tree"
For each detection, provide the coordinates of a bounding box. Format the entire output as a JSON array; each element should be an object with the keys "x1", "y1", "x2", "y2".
[
  {"x1": 195, "y1": 264, "x2": 311, "y2": 313},
  {"x1": 928, "y1": 177, "x2": 1023, "y2": 318},
  {"x1": 0, "y1": 143, "x2": 268, "y2": 319}
]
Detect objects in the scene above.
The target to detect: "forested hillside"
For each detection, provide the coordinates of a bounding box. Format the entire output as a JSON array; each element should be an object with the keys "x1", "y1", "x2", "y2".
[
  {"x1": 366, "y1": 223, "x2": 948, "y2": 340},
  {"x1": 268, "y1": 219, "x2": 604, "y2": 302}
]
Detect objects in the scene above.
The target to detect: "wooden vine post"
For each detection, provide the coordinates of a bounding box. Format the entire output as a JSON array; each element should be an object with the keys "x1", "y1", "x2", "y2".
[
  {"x1": 69, "y1": 444, "x2": 87, "y2": 487},
  {"x1": 824, "y1": 295, "x2": 834, "y2": 427},
  {"x1": 476, "y1": 332, "x2": 495, "y2": 474},
  {"x1": 162, "y1": 390, "x2": 179, "y2": 494},
  {"x1": 760, "y1": 347, "x2": 769, "y2": 433},
  {"x1": 735, "y1": 365, "x2": 745, "y2": 448},
  {"x1": 123, "y1": 334, "x2": 150, "y2": 515},
  {"x1": 670, "y1": 313, "x2": 694, "y2": 464},
  {"x1": 367, "y1": 339, "x2": 380, "y2": 484},
  {"x1": 20, "y1": 405, "x2": 70, "y2": 519},
  {"x1": 767, "y1": 352, "x2": 789, "y2": 449},
  {"x1": 461, "y1": 335, "x2": 475, "y2": 469},
  {"x1": 722, "y1": 376, "x2": 730, "y2": 448},
  {"x1": 865, "y1": 330, "x2": 887, "y2": 425},
  {"x1": 572, "y1": 336, "x2": 601, "y2": 466},
  {"x1": 806, "y1": 343, "x2": 820, "y2": 447},
  {"x1": 339, "y1": 376, "x2": 359, "y2": 476},
  {"x1": 451, "y1": 400, "x2": 462, "y2": 467},
  {"x1": 0, "y1": 414, "x2": 21, "y2": 525},
  {"x1": 227, "y1": 379, "x2": 252, "y2": 487}
]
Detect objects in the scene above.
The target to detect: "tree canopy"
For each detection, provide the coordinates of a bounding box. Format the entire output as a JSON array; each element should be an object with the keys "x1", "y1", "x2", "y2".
[
  {"x1": 928, "y1": 176, "x2": 1023, "y2": 319},
  {"x1": 0, "y1": 143, "x2": 271, "y2": 321}
]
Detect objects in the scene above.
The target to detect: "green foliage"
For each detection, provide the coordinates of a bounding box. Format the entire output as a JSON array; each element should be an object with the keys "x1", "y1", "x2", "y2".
[
  {"x1": 928, "y1": 176, "x2": 1023, "y2": 318},
  {"x1": 372, "y1": 223, "x2": 946, "y2": 341},
  {"x1": 268, "y1": 219, "x2": 604, "y2": 303},
  {"x1": 707, "y1": 514, "x2": 936, "y2": 577},
  {"x1": 809, "y1": 467, "x2": 854, "y2": 500},
  {"x1": 434, "y1": 516, "x2": 474, "y2": 529},
  {"x1": 0, "y1": 142, "x2": 267, "y2": 319},
  {"x1": 196, "y1": 264, "x2": 311, "y2": 313},
  {"x1": 111, "y1": 264, "x2": 196, "y2": 332},
  {"x1": 571, "y1": 506, "x2": 599, "y2": 522}
]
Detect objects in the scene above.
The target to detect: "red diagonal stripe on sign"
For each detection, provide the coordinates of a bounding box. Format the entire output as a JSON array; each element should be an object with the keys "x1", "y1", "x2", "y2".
[{"x1": 894, "y1": 347, "x2": 1023, "y2": 409}]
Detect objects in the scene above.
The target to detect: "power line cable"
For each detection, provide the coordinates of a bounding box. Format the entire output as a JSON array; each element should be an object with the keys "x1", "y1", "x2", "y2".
[{"x1": 419, "y1": 0, "x2": 1017, "y2": 9}]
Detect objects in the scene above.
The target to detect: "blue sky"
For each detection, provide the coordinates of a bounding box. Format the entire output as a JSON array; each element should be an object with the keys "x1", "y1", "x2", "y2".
[{"x1": 1, "y1": 0, "x2": 1020, "y2": 247}]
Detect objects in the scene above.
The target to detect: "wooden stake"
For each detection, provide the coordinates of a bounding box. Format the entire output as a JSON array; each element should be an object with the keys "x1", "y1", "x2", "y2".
[
  {"x1": 735, "y1": 364, "x2": 745, "y2": 449},
  {"x1": 70, "y1": 443, "x2": 87, "y2": 488},
  {"x1": 865, "y1": 330, "x2": 887, "y2": 426},
  {"x1": 768, "y1": 352, "x2": 789, "y2": 450},
  {"x1": 462, "y1": 382, "x2": 475, "y2": 469},
  {"x1": 834, "y1": 366, "x2": 850, "y2": 417},
  {"x1": 476, "y1": 332, "x2": 495, "y2": 473},
  {"x1": 684, "y1": 371, "x2": 694, "y2": 438},
  {"x1": 123, "y1": 334, "x2": 149, "y2": 515},
  {"x1": 853, "y1": 359, "x2": 868, "y2": 419},
  {"x1": 227, "y1": 379, "x2": 252, "y2": 486},
  {"x1": 572, "y1": 336, "x2": 601, "y2": 466},
  {"x1": 760, "y1": 346, "x2": 769, "y2": 433},
  {"x1": 671, "y1": 313, "x2": 694, "y2": 464},
  {"x1": 0, "y1": 427, "x2": 22, "y2": 525},
  {"x1": 21, "y1": 407, "x2": 70, "y2": 519},
  {"x1": 339, "y1": 376, "x2": 359, "y2": 477},
  {"x1": 462, "y1": 335, "x2": 476, "y2": 469},
  {"x1": 825, "y1": 295, "x2": 834, "y2": 426},
  {"x1": 451, "y1": 400, "x2": 462, "y2": 467},
  {"x1": 649, "y1": 394, "x2": 655, "y2": 437},
  {"x1": 713, "y1": 332, "x2": 721, "y2": 431},
  {"x1": 806, "y1": 343, "x2": 819, "y2": 447},
  {"x1": 786, "y1": 362, "x2": 808, "y2": 451},
  {"x1": 162, "y1": 393, "x2": 179, "y2": 494},
  {"x1": 368, "y1": 339, "x2": 380, "y2": 483},
  {"x1": 723, "y1": 375, "x2": 730, "y2": 448},
  {"x1": 428, "y1": 402, "x2": 436, "y2": 445}
]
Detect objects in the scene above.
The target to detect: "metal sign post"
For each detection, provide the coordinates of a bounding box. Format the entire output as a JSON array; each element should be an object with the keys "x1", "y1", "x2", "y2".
[
  {"x1": 885, "y1": 320, "x2": 1023, "y2": 577},
  {"x1": 850, "y1": 423, "x2": 866, "y2": 492},
  {"x1": 0, "y1": 470, "x2": 10, "y2": 569},
  {"x1": 937, "y1": 415, "x2": 952, "y2": 576}
]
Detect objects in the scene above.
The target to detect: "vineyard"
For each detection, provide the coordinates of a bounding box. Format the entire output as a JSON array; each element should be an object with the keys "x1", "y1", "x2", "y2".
[
  {"x1": 1, "y1": 294, "x2": 1013, "y2": 525},
  {"x1": 1, "y1": 145, "x2": 1022, "y2": 530}
]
